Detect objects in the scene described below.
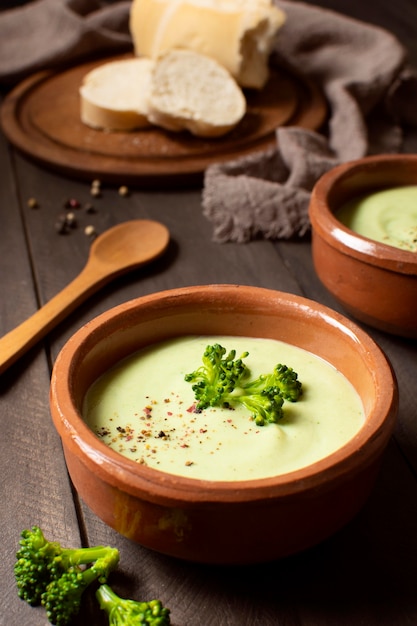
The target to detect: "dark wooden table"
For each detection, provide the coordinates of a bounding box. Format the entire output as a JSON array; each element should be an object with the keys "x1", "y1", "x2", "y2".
[{"x1": 1, "y1": 1, "x2": 417, "y2": 624}]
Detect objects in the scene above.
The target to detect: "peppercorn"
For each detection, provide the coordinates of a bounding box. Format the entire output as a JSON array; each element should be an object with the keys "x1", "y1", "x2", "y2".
[
  {"x1": 64, "y1": 198, "x2": 81, "y2": 209},
  {"x1": 84, "y1": 224, "x2": 97, "y2": 238},
  {"x1": 84, "y1": 202, "x2": 96, "y2": 214},
  {"x1": 65, "y1": 212, "x2": 77, "y2": 228},
  {"x1": 90, "y1": 186, "x2": 101, "y2": 198},
  {"x1": 27, "y1": 197, "x2": 39, "y2": 209},
  {"x1": 118, "y1": 185, "x2": 129, "y2": 197},
  {"x1": 90, "y1": 179, "x2": 102, "y2": 197},
  {"x1": 55, "y1": 214, "x2": 69, "y2": 234}
]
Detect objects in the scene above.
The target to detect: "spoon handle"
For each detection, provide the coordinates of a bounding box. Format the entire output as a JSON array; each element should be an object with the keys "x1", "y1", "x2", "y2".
[{"x1": 0, "y1": 262, "x2": 108, "y2": 376}]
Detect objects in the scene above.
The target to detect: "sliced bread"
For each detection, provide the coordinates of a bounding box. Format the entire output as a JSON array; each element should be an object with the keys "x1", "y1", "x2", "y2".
[
  {"x1": 80, "y1": 57, "x2": 155, "y2": 131},
  {"x1": 147, "y1": 48, "x2": 246, "y2": 137}
]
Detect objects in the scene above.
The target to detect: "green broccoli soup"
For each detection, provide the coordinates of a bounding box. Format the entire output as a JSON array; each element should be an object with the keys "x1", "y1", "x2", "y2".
[
  {"x1": 82, "y1": 336, "x2": 365, "y2": 481},
  {"x1": 337, "y1": 185, "x2": 417, "y2": 252}
]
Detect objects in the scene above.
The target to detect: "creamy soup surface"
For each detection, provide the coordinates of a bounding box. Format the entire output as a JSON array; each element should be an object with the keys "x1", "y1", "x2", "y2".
[
  {"x1": 337, "y1": 185, "x2": 417, "y2": 252},
  {"x1": 83, "y1": 336, "x2": 365, "y2": 481}
]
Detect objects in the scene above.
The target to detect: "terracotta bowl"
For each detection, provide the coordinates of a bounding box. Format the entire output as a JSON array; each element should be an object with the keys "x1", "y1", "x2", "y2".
[
  {"x1": 50, "y1": 285, "x2": 398, "y2": 564},
  {"x1": 309, "y1": 154, "x2": 417, "y2": 337}
]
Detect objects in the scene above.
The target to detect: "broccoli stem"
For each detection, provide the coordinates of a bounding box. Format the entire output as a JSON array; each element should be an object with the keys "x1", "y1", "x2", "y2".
[
  {"x1": 96, "y1": 582, "x2": 119, "y2": 612},
  {"x1": 58, "y1": 545, "x2": 120, "y2": 569}
]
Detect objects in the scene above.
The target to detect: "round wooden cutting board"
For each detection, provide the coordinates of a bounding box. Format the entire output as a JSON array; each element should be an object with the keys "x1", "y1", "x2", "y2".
[{"x1": 1, "y1": 54, "x2": 327, "y2": 187}]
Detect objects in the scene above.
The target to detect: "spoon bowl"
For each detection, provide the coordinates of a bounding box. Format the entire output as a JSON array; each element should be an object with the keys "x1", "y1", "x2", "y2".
[
  {"x1": 90, "y1": 220, "x2": 169, "y2": 272},
  {"x1": 0, "y1": 219, "x2": 169, "y2": 375}
]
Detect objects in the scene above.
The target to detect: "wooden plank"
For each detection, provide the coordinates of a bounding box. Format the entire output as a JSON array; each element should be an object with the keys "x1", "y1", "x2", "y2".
[{"x1": 0, "y1": 109, "x2": 83, "y2": 624}]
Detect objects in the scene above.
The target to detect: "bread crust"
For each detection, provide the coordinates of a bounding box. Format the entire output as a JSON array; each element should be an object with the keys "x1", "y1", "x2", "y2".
[{"x1": 130, "y1": 0, "x2": 286, "y2": 89}]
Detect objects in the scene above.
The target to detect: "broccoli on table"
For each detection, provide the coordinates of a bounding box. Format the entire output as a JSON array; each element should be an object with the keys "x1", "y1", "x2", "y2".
[
  {"x1": 185, "y1": 343, "x2": 302, "y2": 426},
  {"x1": 15, "y1": 525, "x2": 171, "y2": 626},
  {"x1": 14, "y1": 525, "x2": 63, "y2": 606},
  {"x1": 42, "y1": 547, "x2": 119, "y2": 626},
  {"x1": 96, "y1": 583, "x2": 171, "y2": 625},
  {"x1": 15, "y1": 525, "x2": 119, "y2": 625}
]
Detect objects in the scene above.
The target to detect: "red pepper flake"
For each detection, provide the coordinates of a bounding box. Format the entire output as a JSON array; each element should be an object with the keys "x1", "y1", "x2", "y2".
[
  {"x1": 180, "y1": 443, "x2": 190, "y2": 448},
  {"x1": 199, "y1": 428, "x2": 207, "y2": 434}
]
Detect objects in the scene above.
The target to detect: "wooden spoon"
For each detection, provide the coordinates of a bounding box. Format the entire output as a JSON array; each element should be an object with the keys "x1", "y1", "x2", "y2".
[{"x1": 0, "y1": 219, "x2": 170, "y2": 376}]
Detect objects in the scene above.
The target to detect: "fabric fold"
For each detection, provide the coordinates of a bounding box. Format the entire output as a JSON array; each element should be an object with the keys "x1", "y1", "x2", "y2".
[{"x1": 202, "y1": 128, "x2": 338, "y2": 243}]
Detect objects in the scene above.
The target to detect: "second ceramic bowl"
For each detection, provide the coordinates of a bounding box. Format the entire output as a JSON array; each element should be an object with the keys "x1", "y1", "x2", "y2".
[{"x1": 309, "y1": 154, "x2": 417, "y2": 337}]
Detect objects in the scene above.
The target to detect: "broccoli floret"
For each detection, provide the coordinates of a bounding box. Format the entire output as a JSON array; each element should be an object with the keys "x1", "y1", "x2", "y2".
[
  {"x1": 225, "y1": 383, "x2": 285, "y2": 426},
  {"x1": 273, "y1": 363, "x2": 303, "y2": 403},
  {"x1": 42, "y1": 550, "x2": 119, "y2": 626},
  {"x1": 225, "y1": 363, "x2": 302, "y2": 426},
  {"x1": 14, "y1": 526, "x2": 62, "y2": 605},
  {"x1": 14, "y1": 525, "x2": 119, "y2": 625},
  {"x1": 184, "y1": 343, "x2": 249, "y2": 409},
  {"x1": 185, "y1": 344, "x2": 302, "y2": 425},
  {"x1": 96, "y1": 583, "x2": 171, "y2": 625}
]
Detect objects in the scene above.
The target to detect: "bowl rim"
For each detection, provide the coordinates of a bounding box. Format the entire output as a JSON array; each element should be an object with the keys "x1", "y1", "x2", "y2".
[
  {"x1": 50, "y1": 284, "x2": 398, "y2": 506},
  {"x1": 309, "y1": 154, "x2": 417, "y2": 275}
]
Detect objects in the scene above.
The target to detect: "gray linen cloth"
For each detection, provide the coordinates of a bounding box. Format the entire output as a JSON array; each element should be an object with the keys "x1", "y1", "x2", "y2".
[
  {"x1": 1, "y1": 0, "x2": 416, "y2": 242},
  {"x1": 0, "y1": 0, "x2": 132, "y2": 84}
]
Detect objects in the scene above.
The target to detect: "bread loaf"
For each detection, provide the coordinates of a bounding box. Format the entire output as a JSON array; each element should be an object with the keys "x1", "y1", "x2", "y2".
[
  {"x1": 80, "y1": 57, "x2": 154, "y2": 131},
  {"x1": 147, "y1": 48, "x2": 246, "y2": 137},
  {"x1": 129, "y1": 0, "x2": 285, "y2": 89}
]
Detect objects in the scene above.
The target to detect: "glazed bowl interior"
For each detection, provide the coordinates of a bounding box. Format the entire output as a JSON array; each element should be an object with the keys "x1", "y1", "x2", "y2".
[
  {"x1": 309, "y1": 154, "x2": 417, "y2": 336},
  {"x1": 50, "y1": 285, "x2": 398, "y2": 563}
]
